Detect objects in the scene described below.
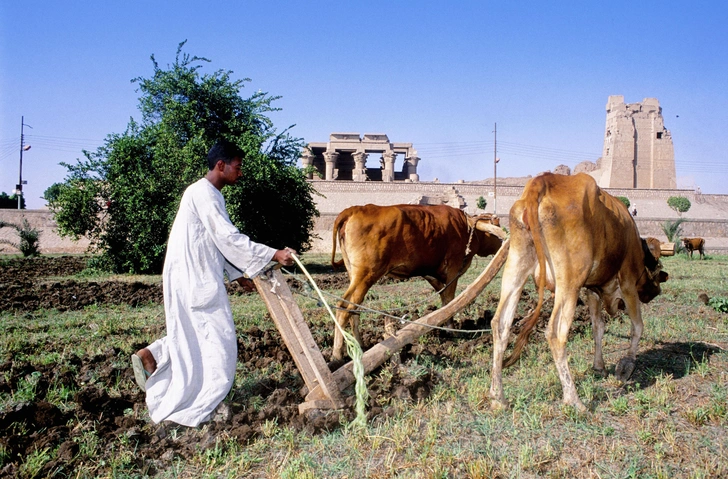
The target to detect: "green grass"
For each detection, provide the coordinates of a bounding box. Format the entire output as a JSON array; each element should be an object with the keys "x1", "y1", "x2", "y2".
[{"x1": 1, "y1": 253, "x2": 727, "y2": 477}]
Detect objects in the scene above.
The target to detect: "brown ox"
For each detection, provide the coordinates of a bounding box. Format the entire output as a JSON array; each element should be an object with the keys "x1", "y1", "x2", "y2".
[
  {"x1": 331, "y1": 204, "x2": 505, "y2": 361},
  {"x1": 489, "y1": 173, "x2": 668, "y2": 411},
  {"x1": 682, "y1": 237, "x2": 705, "y2": 260}
]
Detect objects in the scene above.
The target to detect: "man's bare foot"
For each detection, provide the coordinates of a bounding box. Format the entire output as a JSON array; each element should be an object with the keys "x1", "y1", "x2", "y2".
[{"x1": 136, "y1": 348, "x2": 157, "y2": 375}]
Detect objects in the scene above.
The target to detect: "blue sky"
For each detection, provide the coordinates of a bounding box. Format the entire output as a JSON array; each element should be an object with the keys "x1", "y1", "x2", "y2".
[{"x1": 2, "y1": 1, "x2": 726, "y2": 209}]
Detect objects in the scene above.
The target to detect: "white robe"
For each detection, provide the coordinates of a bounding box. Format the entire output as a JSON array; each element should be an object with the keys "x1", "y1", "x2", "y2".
[{"x1": 145, "y1": 178, "x2": 276, "y2": 426}]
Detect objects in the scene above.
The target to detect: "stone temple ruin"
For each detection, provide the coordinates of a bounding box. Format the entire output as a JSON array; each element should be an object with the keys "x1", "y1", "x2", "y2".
[
  {"x1": 576, "y1": 96, "x2": 677, "y2": 189},
  {"x1": 302, "y1": 133, "x2": 420, "y2": 182}
]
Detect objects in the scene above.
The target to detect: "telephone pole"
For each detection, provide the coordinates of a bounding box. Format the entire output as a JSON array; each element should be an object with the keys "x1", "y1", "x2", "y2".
[
  {"x1": 17, "y1": 117, "x2": 32, "y2": 209},
  {"x1": 493, "y1": 123, "x2": 498, "y2": 215}
]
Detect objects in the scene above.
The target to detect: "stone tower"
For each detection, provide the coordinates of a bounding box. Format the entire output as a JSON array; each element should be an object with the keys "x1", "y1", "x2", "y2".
[{"x1": 598, "y1": 96, "x2": 676, "y2": 189}]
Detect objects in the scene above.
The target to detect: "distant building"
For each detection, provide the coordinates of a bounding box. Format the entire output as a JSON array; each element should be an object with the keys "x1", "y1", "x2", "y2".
[
  {"x1": 302, "y1": 133, "x2": 421, "y2": 182},
  {"x1": 589, "y1": 96, "x2": 676, "y2": 189}
]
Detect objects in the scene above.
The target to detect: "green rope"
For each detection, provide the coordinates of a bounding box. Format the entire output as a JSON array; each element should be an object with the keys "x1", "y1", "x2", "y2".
[{"x1": 290, "y1": 253, "x2": 369, "y2": 429}]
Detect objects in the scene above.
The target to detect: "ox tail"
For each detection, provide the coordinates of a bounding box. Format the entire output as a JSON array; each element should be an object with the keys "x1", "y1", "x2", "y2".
[
  {"x1": 331, "y1": 211, "x2": 347, "y2": 270},
  {"x1": 503, "y1": 181, "x2": 548, "y2": 368}
]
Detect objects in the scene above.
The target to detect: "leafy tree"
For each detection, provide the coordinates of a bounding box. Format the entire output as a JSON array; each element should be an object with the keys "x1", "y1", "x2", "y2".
[
  {"x1": 0, "y1": 192, "x2": 25, "y2": 209},
  {"x1": 47, "y1": 41, "x2": 318, "y2": 273},
  {"x1": 476, "y1": 196, "x2": 487, "y2": 211},
  {"x1": 616, "y1": 196, "x2": 630, "y2": 209},
  {"x1": 667, "y1": 196, "x2": 691, "y2": 216},
  {"x1": 0, "y1": 219, "x2": 41, "y2": 257}
]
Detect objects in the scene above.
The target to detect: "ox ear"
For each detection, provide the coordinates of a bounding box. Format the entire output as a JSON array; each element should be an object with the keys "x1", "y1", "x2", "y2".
[
  {"x1": 474, "y1": 221, "x2": 507, "y2": 240},
  {"x1": 641, "y1": 238, "x2": 660, "y2": 270}
]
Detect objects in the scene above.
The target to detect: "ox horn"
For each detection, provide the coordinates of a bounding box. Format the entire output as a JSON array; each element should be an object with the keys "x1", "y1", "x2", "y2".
[{"x1": 475, "y1": 221, "x2": 507, "y2": 240}]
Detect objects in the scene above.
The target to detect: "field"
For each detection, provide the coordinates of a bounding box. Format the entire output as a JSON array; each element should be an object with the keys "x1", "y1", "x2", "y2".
[{"x1": 1, "y1": 252, "x2": 727, "y2": 478}]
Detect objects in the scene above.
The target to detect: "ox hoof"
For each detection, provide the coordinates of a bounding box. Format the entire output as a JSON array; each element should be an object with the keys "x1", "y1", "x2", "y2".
[
  {"x1": 615, "y1": 358, "x2": 636, "y2": 382},
  {"x1": 592, "y1": 367, "x2": 608, "y2": 378},
  {"x1": 327, "y1": 358, "x2": 347, "y2": 372},
  {"x1": 489, "y1": 399, "x2": 509, "y2": 411},
  {"x1": 562, "y1": 400, "x2": 588, "y2": 414}
]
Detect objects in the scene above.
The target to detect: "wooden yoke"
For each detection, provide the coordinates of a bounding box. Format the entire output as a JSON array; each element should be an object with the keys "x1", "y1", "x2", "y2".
[{"x1": 253, "y1": 268, "x2": 345, "y2": 414}]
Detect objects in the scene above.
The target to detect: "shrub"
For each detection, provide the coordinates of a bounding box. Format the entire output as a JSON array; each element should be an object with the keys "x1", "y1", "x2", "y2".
[
  {"x1": 708, "y1": 297, "x2": 728, "y2": 313},
  {"x1": 0, "y1": 219, "x2": 41, "y2": 257},
  {"x1": 617, "y1": 196, "x2": 631, "y2": 209},
  {"x1": 661, "y1": 219, "x2": 685, "y2": 254}
]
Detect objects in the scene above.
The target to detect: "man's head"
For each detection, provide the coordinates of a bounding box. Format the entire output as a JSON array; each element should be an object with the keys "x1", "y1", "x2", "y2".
[
  {"x1": 205, "y1": 140, "x2": 244, "y2": 190},
  {"x1": 207, "y1": 139, "x2": 244, "y2": 170}
]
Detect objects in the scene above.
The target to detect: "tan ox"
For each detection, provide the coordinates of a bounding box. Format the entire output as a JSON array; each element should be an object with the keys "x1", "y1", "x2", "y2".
[
  {"x1": 489, "y1": 173, "x2": 668, "y2": 411},
  {"x1": 331, "y1": 204, "x2": 505, "y2": 361},
  {"x1": 682, "y1": 237, "x2": 705, "y2": 259}
]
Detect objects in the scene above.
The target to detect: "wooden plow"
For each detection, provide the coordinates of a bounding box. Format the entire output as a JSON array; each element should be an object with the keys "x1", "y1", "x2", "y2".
[{"x1": 252, "y1": 238, "x2": 510, "y2": 414}]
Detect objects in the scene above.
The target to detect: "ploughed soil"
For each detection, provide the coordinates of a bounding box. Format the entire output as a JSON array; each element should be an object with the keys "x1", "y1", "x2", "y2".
[{"x1": 0, "y1": 255, "x2": 498, "y2": 477}]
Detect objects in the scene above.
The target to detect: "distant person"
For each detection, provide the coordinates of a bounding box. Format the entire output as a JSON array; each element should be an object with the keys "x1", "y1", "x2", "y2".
[
  {"x1": 632, "y1": 204, "x2": 637, "y2": 217},
  {"x1": 131, "y1": 139, "x2": 295, "y2": 427}
]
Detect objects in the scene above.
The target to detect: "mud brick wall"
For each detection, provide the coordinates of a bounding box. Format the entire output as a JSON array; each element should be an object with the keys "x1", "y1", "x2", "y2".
[
  {"x1": 3, "y1": 182, "x2": 727, "y2": 256},
  {"x1": 0, "y1": 209, "x2": 90, "y2": 254}
]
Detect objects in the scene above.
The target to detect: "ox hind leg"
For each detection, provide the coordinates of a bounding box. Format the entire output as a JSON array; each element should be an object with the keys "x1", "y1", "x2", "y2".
[
  {"x1": 332, "y1": 279, "x2": 375, "y2": 362},
  {"x1": 584, "y1": 290, "x2": 607, "y2": 377},
  {"x1": 546, "y1": 288, "x2": 587, "y2": 411},
  {"x1": 614, "y1": 291, "x2": 644, "y2": 383},
  {"x1": 488, "y1": 251, "x2": 533, "y2": 410}
]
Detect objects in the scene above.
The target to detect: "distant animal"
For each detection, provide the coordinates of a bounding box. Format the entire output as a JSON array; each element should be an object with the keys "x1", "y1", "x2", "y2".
[
  {"x1": 331, "y1": 204, "x2": 505, "y2": 361},
  {"x1": 682, "y1": 237, "x2": 705, "y2": 260},
  {"x1": 489, "y1": 173, "x2": 668, "y2": 412}
]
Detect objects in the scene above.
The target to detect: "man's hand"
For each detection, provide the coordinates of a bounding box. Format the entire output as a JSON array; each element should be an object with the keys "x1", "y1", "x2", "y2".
[
  {"x1": 273, "y1": 247, "x2": 296, "y2": 266},
  {"x1": 235, "y1": 277, "x2": 257, "y2": 292}
]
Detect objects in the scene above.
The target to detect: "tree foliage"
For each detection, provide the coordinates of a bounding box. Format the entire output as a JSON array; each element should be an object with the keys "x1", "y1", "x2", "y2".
[
  {"x1": 476, "y1": 196, "x2": 487, "y2": 211},
  {"x1": 47, "y1": 42, "x2": 318, "y2": 273},
  {"x1": 0, "y1": 192, "x2": 25, "y2": 209},
  {"x1": 667, "y1": 196, "x2": 691, "y2": 216},
  {"x1": 616, "y1": 196, "x2": 630, "y2": 209}
]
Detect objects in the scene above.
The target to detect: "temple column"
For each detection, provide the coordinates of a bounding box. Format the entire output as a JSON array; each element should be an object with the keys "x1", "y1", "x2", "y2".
[
  {"x1": 405, "y1": 154, "x2": 420, "y2": 182},
  {"x1": 352, "y1": 151, "x2": 369, "y2": 182},
  {"x1": 323, "y1": 151, "x2": 339, "y2": 181},
  {"x1": 382, "y1": 151, "x2": 396, "y2": 182},
  {"x1": 300, "y1": 148, "x2": 315, "y2": 179}
]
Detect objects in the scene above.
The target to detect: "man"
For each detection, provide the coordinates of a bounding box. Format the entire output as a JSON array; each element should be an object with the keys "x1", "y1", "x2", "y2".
[{"x1": 131, "y1": 139, "x2": 295, "y2": 427}]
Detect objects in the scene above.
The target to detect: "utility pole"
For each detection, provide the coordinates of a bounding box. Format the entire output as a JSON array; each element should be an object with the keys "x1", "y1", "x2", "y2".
[
  {"x1": 493, "y1": 123, "x2": 497, "y2": 215},
  {"x1": 17, "y1": 116, "x2": 32, "y2": 209}
]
